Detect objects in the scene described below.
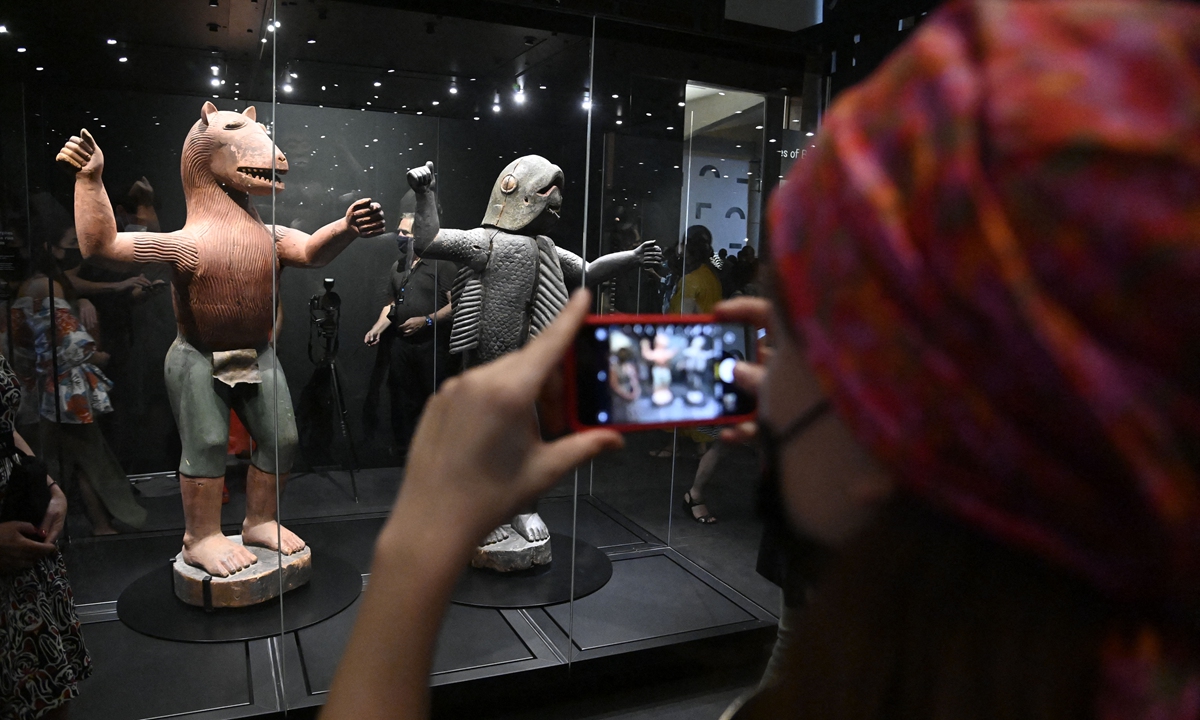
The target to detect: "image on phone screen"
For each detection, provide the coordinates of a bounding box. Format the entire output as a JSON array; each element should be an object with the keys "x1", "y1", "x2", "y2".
[{"x1": 575, "y1": 320, "x2": 755, "y2": 428}]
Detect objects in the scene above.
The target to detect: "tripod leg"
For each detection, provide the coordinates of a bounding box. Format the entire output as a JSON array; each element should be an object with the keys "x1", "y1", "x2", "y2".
[{"x1": 329, "y1": 361, "x2": 359, "y2": 502}]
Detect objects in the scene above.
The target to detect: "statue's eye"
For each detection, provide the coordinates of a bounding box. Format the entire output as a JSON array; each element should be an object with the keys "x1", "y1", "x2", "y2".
[{"x1": 224, "y1": 122, "x2": 246, "y2": 130}]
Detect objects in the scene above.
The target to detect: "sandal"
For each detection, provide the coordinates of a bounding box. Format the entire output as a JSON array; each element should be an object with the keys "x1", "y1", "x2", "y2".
[{"x1": 682, "y1": 492, "x2": 717, "y2": 524}]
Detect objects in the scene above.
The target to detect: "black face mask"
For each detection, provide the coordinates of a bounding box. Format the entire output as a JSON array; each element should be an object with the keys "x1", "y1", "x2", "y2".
[{"x1": 757, "y1": 399, "x2": 833, "y2": 541}]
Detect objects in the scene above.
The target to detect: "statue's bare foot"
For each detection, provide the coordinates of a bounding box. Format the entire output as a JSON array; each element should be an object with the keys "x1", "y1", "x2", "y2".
[
  {"x1": 511, "y1": 513, "x2": 549, "y2": 543},
  {"x1": 242, "y1": 521, "x2": 307, "y2": 555},
  {"x1": 482, "y1": 525, "x2": 510, "y2": 546},
  {"x1": 182, "y1": 534, "x2": 259, "y2": 578}
]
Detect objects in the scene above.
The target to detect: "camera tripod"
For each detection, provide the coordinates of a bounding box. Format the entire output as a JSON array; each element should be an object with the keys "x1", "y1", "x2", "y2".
[{"x1": 304, "y1": 278, "x2": 359, "y2": 502}]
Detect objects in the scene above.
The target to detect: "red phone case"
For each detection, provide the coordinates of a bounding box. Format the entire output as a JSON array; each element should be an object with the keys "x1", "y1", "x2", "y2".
[{"x1": 565, "y1": 313, "x2": 757, "y2": 433}]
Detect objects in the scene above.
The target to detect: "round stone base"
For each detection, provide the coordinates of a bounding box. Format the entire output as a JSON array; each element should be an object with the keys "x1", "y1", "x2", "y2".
[
  {"x1": 471, "y1": 525, "x2": 551, "y2": 572},
  {"x1": 173, "y1": 535, "x2": 312, "y2": 608}
]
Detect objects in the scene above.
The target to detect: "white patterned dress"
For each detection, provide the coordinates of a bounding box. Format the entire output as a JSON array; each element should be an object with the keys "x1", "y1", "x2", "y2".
[{"x1": 0, "y1": 353, "x2": 91, "y2": 719}]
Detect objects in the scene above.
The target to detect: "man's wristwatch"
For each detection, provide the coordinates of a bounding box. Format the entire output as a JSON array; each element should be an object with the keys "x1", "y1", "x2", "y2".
[{"x1": 425, "y1": 315, "x2": 433, "y2": 327}]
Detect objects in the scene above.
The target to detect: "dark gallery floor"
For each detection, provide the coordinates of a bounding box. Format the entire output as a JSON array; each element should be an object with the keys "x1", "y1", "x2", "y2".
[{"x1": 59, "y1": 432, "x2": 779, "y2": 720}]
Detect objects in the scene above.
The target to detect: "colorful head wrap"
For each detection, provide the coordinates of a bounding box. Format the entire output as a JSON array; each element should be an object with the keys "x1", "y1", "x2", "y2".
[{"x1": 770, "y1": 0, "x2": 1200, "y2": 620}]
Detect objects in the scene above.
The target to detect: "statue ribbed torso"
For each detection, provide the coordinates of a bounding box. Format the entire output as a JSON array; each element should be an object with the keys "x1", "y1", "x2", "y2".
[
  {"x1": 172, "y1": 217, "x2": 278, "y2": 352},
  {"x1": 162, "y1": 125, "x2": 281, "y2": 353}
]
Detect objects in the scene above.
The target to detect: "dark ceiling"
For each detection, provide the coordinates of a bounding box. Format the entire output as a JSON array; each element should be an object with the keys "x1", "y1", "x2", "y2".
[{"x1": 0, "y1": 0, "x2": 819, "y2": 140}]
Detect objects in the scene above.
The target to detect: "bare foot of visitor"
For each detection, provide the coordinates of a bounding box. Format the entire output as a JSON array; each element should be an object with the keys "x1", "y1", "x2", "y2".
[
  {"x1": 511, "y1": 512, "x2": 549, "y2": 542},
  {"x1": 242, "y1": 520, "x2": 306, "y2": 555},
  {"x1": 183, "y1": 533, "x2": 259, "y2": 577}
]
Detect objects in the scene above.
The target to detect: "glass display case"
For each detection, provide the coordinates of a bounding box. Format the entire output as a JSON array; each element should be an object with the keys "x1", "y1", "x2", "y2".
[{"x1": 0, "y1": 1, "x2": 818, "y2": 716}]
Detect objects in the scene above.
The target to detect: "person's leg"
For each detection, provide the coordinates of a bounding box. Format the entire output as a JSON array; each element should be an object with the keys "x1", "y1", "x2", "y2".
[
  {"x1": 76, "y1": 471, "x2": 116, "y2": 535},
  {"x1": 164, "y1": 338, "x2": 257, "y2": 577},
  {"x1": 684, "y1": 441, "x2": 722, "y2": 523},
  {"x1": 71, "y1": 423, "x2": 146, "y2": 530},
  {"x1": 389, "y1": 339, "x2": 429, "y2": 455},
  {"x1": 233, "y1": 346, "x2": 304, "y2": 554}
]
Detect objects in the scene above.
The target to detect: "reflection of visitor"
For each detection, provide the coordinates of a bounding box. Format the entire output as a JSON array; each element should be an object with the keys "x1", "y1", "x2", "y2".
[
  {"x1": 668, "y1": 225, "x2": 722, "y2": 314},
  {"x1": 640, "y1": 334, "x2": 677, "y2": 406},
  {"x1": 12, "y1": 256, "x2": 147, "y2": 535},
  {"x1": 608, "y1": 347, "x2": 641, "y2": 423}
]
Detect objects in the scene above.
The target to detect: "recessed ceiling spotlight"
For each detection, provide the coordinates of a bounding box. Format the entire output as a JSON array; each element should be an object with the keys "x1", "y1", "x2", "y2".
[
  {"x1": 449, "y1": 85, "x2": 457, "y2": 94},
  {"x1": 493, "y1": 104, "x2": 500, "y2": 113},
  {"x1": 805, "y1": 131, "x2": 814, "y2": 136},
  {"x1": 282, "y1": 83, "x2": 293, "y2": 93},
  {"x1": 513, "y1": 91, "x2": 525, "y2": 104},
  {"x1": 755, "y1": 125, "x2": 764, "y2": 130},
  {"x1": 538, "y1": 85, "x2": 546, "y2": 90},
  {"x1": 615, "y1": 120, "x2": 622, "y2": 125},
  {"x1": 768, "y1": 138, "x2": 777, "y2": 143},
  {"x1": 106, "y1": 38, "x2": 116, "y2": 44},
  {"x1": 677, "y1": 101, "x2": 685, "y2": 107},
  {"x1": 373, "y1": 81, "x2": 381, "y2": 87},
  {"x1": 35, "y1": 66, "x2": 43, "y2": 71},
  {"x1": 611, "y1": 94, "x2": 619, "y2": 99},
  {"x1": 432, "y1": 100, "x2": 440, "y2": 105},
  {"x1": 274, "y1": 20, "x2": 281, "y2": 28},
  {"x1": 416, "y1": 111, "x2": 423, "y2": 115},
  {"x1": 718, "y1": 91, "x2": 726, "y2": 95},
  {"x1": 666, "y1": 126, "x2": 674, "y2": 130},
  {"x1": 0, "y1": 25, "x2": 7, "y2": 34},
  {"x1": 210, "y1": 78, "x2": 220, "y2": 87},
  {"x1": 321, "y1": 85, "x2": 326, "y2": 90},
  {"x1": 118, "y1": 56, "x2": 127, "y2": 62},
  {"x1": 211, "y1": 65, "x2": 219, "y2": 75},
  {"x1": 474, "y1": 116, "x2": 480, "y2": 120},
  {"x1": 645, "y1": 112, "x2": 651, "y2": 116},
  {"x1": 388, "y1": 68, "x2": 395, "y2": 73},
  {"x1": 261, "y1": 38, "x2": 267, "y2": 43},
  {"x1": 306, "y1": 35, "x2": 316, "y2": 44},
  {"x1": 17, "y1": 47, "x2": 26, "y2": 53}
]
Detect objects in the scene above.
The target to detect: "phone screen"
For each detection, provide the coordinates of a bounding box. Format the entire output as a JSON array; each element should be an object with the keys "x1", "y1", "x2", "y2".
[{"x1": 573, "y1": 319, "x2": 756, "y2": 429}]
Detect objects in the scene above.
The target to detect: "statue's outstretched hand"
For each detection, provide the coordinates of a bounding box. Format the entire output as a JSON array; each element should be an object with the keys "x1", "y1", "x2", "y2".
[
  {"x1": 633, "y1": 240, "x2": 663, "y2": 267},
  {"x1": 347, "y1": 198, "x2": 386, "y2": 237},
  {"x1": 56, "y1": 129, "x2": 104, "y2": 178},
  {"x1": 407, "y1": 161, "x2": 435, "y2": 194}
]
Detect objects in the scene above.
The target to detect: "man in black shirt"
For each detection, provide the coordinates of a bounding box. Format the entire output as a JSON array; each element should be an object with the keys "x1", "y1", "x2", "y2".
[{"x1": 364, "y1": 215, "x2": 454, "y2": 458}]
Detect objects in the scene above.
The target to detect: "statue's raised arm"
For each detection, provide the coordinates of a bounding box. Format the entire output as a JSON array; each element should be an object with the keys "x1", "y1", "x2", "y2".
[
  {"x1": 273, "y1": 197, "x2": 385, "y2": 268},
  {"x1": 57, "y1": 129, "x2": 196, "y2": 271},
  {"x1": 406, "y1": 161, "x2": 490, "y2": 272},
  {"x1": 556, "y1": 240, "x2": 662, "y2": 290}
]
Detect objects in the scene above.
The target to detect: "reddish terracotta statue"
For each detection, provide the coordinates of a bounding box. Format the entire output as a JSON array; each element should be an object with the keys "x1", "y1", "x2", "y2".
[{"x1": 57, "y1": 102, "x2": 385, "y2": 578}]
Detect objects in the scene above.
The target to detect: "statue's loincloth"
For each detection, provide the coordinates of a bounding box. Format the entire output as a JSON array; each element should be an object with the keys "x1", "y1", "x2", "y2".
[{"x1": 164, "y1": 336, "x2": 297, "y2": 478}]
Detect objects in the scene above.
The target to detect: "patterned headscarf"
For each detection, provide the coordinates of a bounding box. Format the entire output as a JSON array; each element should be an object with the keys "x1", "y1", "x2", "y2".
[{"x1": 770, "y1": 0, "x2": 1200, "y2": 714}]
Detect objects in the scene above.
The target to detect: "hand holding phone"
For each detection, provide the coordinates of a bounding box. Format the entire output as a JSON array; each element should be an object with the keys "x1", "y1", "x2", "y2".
[{"x1": 565, "y1": 314, "x2": 758, "y2": 432}]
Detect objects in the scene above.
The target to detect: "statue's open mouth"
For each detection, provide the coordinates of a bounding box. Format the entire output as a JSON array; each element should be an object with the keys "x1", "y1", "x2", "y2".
[
  {"x1": 538, "y1": 173, "x2": 564, "y2": 217},
  {"x1": 237, "y1": 166, "x2": 287, "y2": 185}
]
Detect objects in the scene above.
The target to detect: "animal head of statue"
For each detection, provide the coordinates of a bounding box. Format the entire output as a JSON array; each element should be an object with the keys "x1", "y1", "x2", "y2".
[
  {"x1": 481, "y1": 155, "x2": 564, "y2": 233},
  {"x1": 183, "y1": 101, "x2": 288, "y2": 196}
]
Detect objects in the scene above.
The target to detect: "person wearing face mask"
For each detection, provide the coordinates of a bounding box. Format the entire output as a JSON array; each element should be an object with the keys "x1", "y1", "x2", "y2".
[
  {"x1": 363, "y1": 212, "x2": 455, "y2": 460},
  {"x1": 317, "y1": 1, "x2": 1200, "y2": 718}
]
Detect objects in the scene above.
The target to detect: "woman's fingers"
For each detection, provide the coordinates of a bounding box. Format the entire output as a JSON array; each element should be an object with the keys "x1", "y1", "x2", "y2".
[
  {"x1": 714, "y1": 297, "x2": 771, "y2": 328},
  {"x1": 510, "y1": 289, "x2": 590, "y2": 396},
  {"x1": 733, "y1": 360, "x2": 765, "y2": 395},
  {"x1": 528, "y1": 430, "x2": 623, "y2": 493}
]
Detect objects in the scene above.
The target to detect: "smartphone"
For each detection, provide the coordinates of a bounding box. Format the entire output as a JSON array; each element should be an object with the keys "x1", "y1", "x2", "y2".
[{"x1": 566, "y1": 314, "x2": 757, "y2": 432}]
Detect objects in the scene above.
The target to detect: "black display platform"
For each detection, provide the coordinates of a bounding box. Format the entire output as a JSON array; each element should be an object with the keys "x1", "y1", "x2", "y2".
[
  {"x1": 117, "y1": 550, "x2": 361, "y2": 643},
  {"x1": 451, "y1": 533, "x2": 612, "y2": 608}
]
